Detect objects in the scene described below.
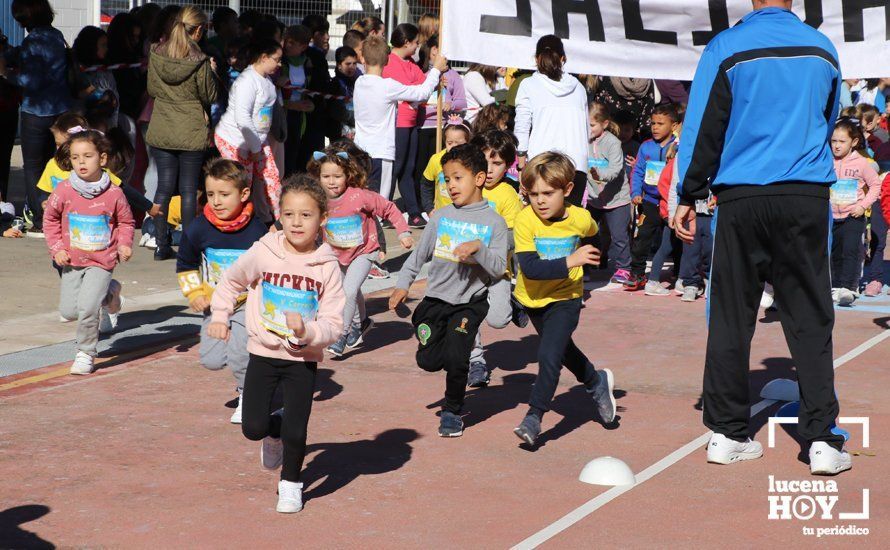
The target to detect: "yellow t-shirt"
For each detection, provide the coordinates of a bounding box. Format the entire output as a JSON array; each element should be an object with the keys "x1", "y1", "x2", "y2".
[
  {"x1": 424, "y1": 150, "x2": 452, "y2": 210},
  {"x1": 513, "y1": 205, "x2": 598, "y2": 309},
  {"x1": 37, "y1": 158, "x2": 122, "y2": 194},
  {"x1": 482, "y1": 182, "x2": 523, "y2": 229}
]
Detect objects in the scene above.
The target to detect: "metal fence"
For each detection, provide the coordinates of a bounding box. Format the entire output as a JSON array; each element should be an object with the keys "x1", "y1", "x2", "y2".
[{"x1": 0, "y1": 0, "x2": 25, "y2": 47}]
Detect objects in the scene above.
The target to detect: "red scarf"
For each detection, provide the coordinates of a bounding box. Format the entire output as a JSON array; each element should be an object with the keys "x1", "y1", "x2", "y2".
[{"x1": 203, "y1": 202, "x2": 254, "y2": 232}]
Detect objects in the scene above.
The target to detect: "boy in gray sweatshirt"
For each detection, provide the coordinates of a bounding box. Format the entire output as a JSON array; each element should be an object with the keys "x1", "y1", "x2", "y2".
[{"x1": 389, "y1": 144, "x2": 508, "y2": 438}]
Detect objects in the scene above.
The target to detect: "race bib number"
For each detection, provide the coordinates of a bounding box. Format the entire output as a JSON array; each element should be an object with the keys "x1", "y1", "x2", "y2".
[
  {"x1": 645, "y1": 160, "x2": 666, "y2": 187},
  {"x1": 203, "y1": 248, "x2": 245, "y2": 286},
  {"x1": 256, "y1": 105, "x2": 273, "y2": 134},
  {"x1": 325, "y1": 215, "x2": 364, "y2": 248},
  {"x1": 588, "y1": 158, "x2": 609, "y2": 171},
  {"x1": 434, "y1": 217, "x2": 493, "y2": 263},
  {"x1": 68, "y1": 213, "x2": 111, "y2": 251},
  {"x1": 260, "y1": 281, "x2": 319, "y2": 337},
  {"x1": 830, "y1": 178, "x2": 858, "y2": 206},
  {"x1": 534, "y1": 236, "x2": 579, "y2": 260}
]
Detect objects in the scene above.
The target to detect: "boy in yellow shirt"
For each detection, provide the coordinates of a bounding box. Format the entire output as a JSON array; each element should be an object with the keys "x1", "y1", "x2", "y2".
[
  {"x1": 512, "y1": 152, "x2": 617, "y2": 446},
  {"x1": 420, "y1": 116, "x2": 471, "y2": 213},
  {"x1": 466, "y1": 130, "x2": 524, "y2": 387}
]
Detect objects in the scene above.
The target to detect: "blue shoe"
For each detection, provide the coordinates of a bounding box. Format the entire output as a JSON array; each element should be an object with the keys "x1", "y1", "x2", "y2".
[
  {"x1": 514, "y1": 414, "x2": 542, "y2": 446},
  {"x1": 438, "y1": 411, "x2": 464, "y2": 437},
  {"x1": 345, "y1": 318, "x2": 375, "y2": 350},
  {"x1": 327, "y1": 334, "x2": 348, "y2": 357},
  {"x1": 587, "y1": 369, "x2": 616, "y2": 424},
  {"x1": 467, "y1": 361, "x2": 490, "y2": 387}
]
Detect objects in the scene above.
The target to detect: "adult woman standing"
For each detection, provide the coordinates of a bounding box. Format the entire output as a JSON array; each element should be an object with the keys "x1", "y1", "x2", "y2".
[
  {"x1": 0, "y1": 0, "x2": 72, "y2": 235},
  {"x1": 514, "y1": 35, "x2": 589, "y2": 206},
  {"x1": 145, "y1": 5, "x2": 218, "y2": 260}
]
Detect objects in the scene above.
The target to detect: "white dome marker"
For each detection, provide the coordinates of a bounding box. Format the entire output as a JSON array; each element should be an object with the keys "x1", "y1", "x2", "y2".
[{"x1": 579, "y1": 457, "x2": 636, "y2": 487}]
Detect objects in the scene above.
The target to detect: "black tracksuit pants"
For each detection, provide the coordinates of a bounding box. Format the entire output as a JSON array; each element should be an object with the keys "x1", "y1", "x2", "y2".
[
  {"x1": 241, "y1": 354, "x2": 317, "y2": 482},
  {"x1": 704, "y1": 189, "x2": 844, "y2": 449},
  {"x1": 412, "y1": 295, "x2": 489, "y2": 414}
]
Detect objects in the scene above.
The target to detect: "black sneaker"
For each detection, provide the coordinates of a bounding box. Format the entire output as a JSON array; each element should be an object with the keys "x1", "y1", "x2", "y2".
[
  {"x1": 154, "y1": 245, "x2": 175, "y2": 261},
  {"x1": 511, "y1": 296, "x2": 529, "y2": 328},
  {"x1": 408, "y1": 215, "x2": 427, "y2": 229},
  {"x1": 345, "y1": 318, "x2": 375, "y2": 350},
  {"x1": 514, "y1": 414, "x2": 541, "y2": 446},
  {"x1": 467, "y1": 361, "x2": 490, "y2": 387},
  {"x1": 438, "y1": 411, "x2": 464, "y2": 437}
]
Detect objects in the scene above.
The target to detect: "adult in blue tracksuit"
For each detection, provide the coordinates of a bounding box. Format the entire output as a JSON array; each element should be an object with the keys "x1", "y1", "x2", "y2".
[{"x1": 674, "y1": 1, "x2": 851, "y2": 475}]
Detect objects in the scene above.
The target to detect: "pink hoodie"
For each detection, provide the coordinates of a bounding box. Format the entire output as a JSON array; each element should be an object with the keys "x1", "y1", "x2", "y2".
[
  {"x1": 43, "y1": 180, "x2": 135, "y2": 271},
  {"x1": 210, "y1": 232, "x2": 345, "y2": 362},
  {"x1": 325, "y1": 186, "x2": 410, "y2": 265},
  {"x1": 832, "y1": 151, "x2": 881, "y2": 220}
]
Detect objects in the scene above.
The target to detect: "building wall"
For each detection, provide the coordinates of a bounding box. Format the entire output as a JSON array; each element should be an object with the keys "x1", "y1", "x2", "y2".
[{"x1": 51, "y1": 0, "x2": 99, "y2": 44}]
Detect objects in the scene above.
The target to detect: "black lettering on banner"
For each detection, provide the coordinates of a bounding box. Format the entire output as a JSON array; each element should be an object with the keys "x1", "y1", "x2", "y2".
[
  {"x1": 622, "y1": 0, "x2": 678, "y2": 45},
  {"x1": 803, "y1": 0, "x2": 824, "y2": 29},
  {"x1": 842, "y1": 0, "x2": 890, "y2": 41},
  {"x1": 692, "y1": 0, "x2": 729, "y2": 46},
  {"x1": 480, "y1": 0, "x2": 533, "y2": 36},
  {"x1": 552, "y1": 0, "x2": 606, "y2": 41}
]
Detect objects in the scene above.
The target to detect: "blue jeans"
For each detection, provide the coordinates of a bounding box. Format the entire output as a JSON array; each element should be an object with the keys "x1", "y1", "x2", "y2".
[
  {"x1": 394, "y1": 127, "x2": 420, "y2": 218},
  {"x1": 150, "y1": 147, "x2": 204, "y2": 247},
  {"x1": 680, "y1": 215, "x2": 714, "y2": 287},
  {"x1": 590, "y1": 204, "x2": 632, "y2": 271},
  {"x1": 650, "y1": 225, "x2": 681, "y2": 281},
  {"x1": 865, "y1": 205, "x2": 888, "y2": 285}
]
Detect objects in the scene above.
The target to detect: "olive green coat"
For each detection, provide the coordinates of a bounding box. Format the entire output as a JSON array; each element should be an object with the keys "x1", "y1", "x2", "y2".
[{"x1": 145, "y1": 42, "x2": 218, "y2": 151}]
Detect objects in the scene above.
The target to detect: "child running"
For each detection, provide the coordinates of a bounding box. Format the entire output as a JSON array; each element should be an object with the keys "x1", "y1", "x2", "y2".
[
  {"x1": 624, "y1": 104, "x2": 680, "y2": 291},
  {"x1": 209, "y1": 175, "x2": 345, "y2": 514},
  {"x1": 43, "y1": 129, "x2": 135, "y2": 375},
  {"x1": 830, "y1": 118, "x2": 881, "y2": 306},
  {"x1": 308, "y1": 148, "x2": 413, "y2": 357},
  {"x1": 466, "y1": 129, "x2": 524, "y2": 386},
  {"x1": 389, "y1": 144, "x2": 508, "y2": 437},
  {"x1": 420, "y1": 115, "x2": 472, "y2": 213},
  {"x1": 176, "y1": 159, "x2": 268, "y2": 424},
  {"x1": 512, "y1": 152, "x2": 616, "y2": 446}
]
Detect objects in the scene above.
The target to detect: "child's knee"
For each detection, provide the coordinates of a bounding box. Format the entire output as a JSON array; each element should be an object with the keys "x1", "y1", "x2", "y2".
[{"x1": 241, "y1": 419, "x2": 268, "y2": 441}]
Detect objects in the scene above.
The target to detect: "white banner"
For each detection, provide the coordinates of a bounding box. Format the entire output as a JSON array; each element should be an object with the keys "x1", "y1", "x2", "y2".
[{"x1": 441, "y1": 0, "x2": 890, "y2": 80}]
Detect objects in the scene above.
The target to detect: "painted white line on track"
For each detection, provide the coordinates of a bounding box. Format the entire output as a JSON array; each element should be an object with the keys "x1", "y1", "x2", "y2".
[{"x1": 512, "y1": 329, "x2": 890, "y2": 549}]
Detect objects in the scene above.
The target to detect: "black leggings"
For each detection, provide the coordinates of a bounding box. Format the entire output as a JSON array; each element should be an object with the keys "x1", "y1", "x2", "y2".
[
  {"x1": 150, "y1": 147, "x2": 204, "y2": 246},
  {"x1": 241, "y1": 354, "x2": 317, "y2": 482},
  {"x1": 394, "y1": 127, "x2": 421, "y2": 218},
  {"x1": 20, "y1": 112, "x2": 58, "y2": 229}
]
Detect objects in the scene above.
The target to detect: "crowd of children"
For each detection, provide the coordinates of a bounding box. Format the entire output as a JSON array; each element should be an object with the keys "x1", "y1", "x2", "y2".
[{"x1": 5, "y1": 2, "x2": 890, "y2": 515}]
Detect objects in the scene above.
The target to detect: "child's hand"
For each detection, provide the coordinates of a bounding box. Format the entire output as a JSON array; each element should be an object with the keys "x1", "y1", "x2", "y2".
[
  {"x1": 189, "y1": 295, "x2": 211, "y2": 313},
  {"x1": 2, "y1": 228, "x2": 23, "y2": 238},
  {"x1": 207, "y1": 322, "x2": 229, "y2": 341},
  {"x1": 625, "y1": 155, "x2": 636, "y2": 166},
  {"x1": 400, "y1": 235, "x2": 414, "y2": 250},
  {"x1": 632, "y1": 196, "x2": 643, "y2": 205},
  {"x1": 589, "y1": 168, "x2": 600, "y2": 181},
  {"x1": 41, "y1": 200, "x2": 48, "y2": 209},
  {"x1": 453, "y1": 240, "x2": 481, "y2": 262},
  {"x1": 276, "y1": 75, "x2": 291, "y2": 88},
  {"x1": 851, "y1": 205, "x2": 866, "y2": 217},
  {"x1": 377, "y1": 250, "x2": 387, "y2": 263},
  {"x1": 54, "y1": 250, "x2": 71, "y2": 266},
  {"x1": 117, "y1": 246, "x2": 132, "y2": 262},
  {"x1": 149, "y1": 203, "x2": 162, "y2": 217},
  {"x1": 566, "y1": 245, "x2": 601, "y2": 269},
  {"x1": 389, "y1": 288, "x2": 408, "y2": 310},
  {"x1": 285, "y1": 312, "x2": 307, "y2": 338}
]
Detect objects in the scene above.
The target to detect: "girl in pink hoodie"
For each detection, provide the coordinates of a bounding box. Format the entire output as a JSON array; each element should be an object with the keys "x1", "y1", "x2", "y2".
[
  {"x1": 209, "y1": 175, "x2": 345, "y2": 514},
  {"x1": 830, "y1": 119, "x2": 882, "y2": 304},
  {"x1": 43, "y1": 129, "x2": 135, "y2": 376},
  {"x1": 308, "y1": 148, "x2": 413, "y2": 356}
]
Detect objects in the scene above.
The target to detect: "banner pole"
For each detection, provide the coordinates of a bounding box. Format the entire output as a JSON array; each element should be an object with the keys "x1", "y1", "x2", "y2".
[{"x1": 435, "y1": 0, "x2": 445, "y2": 154}]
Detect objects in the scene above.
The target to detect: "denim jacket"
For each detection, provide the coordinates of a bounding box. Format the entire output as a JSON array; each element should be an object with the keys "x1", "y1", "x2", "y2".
[{"x1": 4, "y1": 26, "x2": 72, "y2": 116}]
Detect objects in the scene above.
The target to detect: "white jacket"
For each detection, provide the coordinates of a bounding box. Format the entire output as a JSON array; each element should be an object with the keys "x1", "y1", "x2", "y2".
[
  {"x1": 514, "y1": 72, "x2": 589, "y2": 171},
  {"x1": 215, "y1": 66, "x2": 278, "y2": 154}
]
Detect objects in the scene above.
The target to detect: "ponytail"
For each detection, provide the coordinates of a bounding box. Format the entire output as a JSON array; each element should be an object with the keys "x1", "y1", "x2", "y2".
[
  {"x1": 589, "y1": 102, "x2": 620, "y2": 136},
  {"x1": 535, "y1": 34, "x2": 565, "y2": 81},
  {"x1": 165, "y1": 5, "x2": 206, "y2": 59}
]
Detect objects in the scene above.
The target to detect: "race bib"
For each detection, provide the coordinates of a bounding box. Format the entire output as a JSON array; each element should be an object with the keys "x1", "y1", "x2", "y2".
[
  {"x1": 434, "y1": 217, "x2": 493, "y2": 263},
  {"x1": 260, "y1": 281, "x2": 319, "y2": 337},
  {"x1": 51, "y1": 175, "x2": 63, "y2": 190},
  {"x1": 68, "y1": 213, "x2": 111, "y2": 251},
  {"x1": 436, "y1": 173, "x2": 450, "y2": 201},
  {"x1": 325, "y1": 214, "x2": 364, "y2": 248},
  {"x1": 830, "y1": 178, "x2": 858, "y2": 206},
  {"x1": 256, "y1": 105, "x2": 273, "y2": 134},
  {"x1": 645, "y1": 160, "x2": 666, "y2": 187},
  {"x1": 588, "y1": 158, "x2": 609, "y2": 171},
  {"x1": 488, "y1": 200, "x2": 497, "y2": 210},
  {"x1": 534, "y1": 236, "x2": 579, "y2": 260},
  {"x1": 203, "y1": 248, "x2": 245, "y2": 286}
]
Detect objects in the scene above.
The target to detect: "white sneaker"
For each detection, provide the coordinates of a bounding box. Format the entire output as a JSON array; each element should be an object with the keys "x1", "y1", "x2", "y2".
[
  {"x1": 760, "y1": 290, "x2": 775, "y2": 309},
  {"x1": 261, "y1": 436, "x2": 284, "y2": 470},
  {"x1": 706, "y1": 433, "x2": 763, "y2": 464},
  {"x1": 276, "y1": 480, "x2": 304, "y2": 513},
  {"x1": 138, "y1": 232, "x2": 150, "y2": 247},
  {"x1": 59, "y1": 314, "x2": 73, "y2": 323},
  {"x1": 837, "y1": 288, "x2": 856, "y2": 307},
  {"x1": 644, "y1": 280, "x2": 670, "y2": 296},
  {"x1": 831, "y1": 288, "x2": 841, "y2": 304},
  {"x1": 230, "y1": 393, "x2": 243, "y2": 424},
  {"x1": 674, "y1": 280, "x2": 686, "y2": 295},
  {"x1": 809, "y1": 442, "x2": 852, "y2": 475},
  {"x1": 70, "y1": 351, "x2": 95, "y2": 375}
]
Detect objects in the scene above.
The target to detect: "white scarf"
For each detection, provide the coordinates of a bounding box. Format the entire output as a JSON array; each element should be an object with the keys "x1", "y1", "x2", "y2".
[{"x1": 69, "y1": 169, "x2": 111, "y2": 200}]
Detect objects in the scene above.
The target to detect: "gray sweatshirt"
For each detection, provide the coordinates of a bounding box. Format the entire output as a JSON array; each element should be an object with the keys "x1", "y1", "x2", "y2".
[
  {"x1": 586, "y1": 131, "x2": 631, "y2": 210},
  {"x1": 397, "y1": 200, "x2": 508, "y2": 305}
]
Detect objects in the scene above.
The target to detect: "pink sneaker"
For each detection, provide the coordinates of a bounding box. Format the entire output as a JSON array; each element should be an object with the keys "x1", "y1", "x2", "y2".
[{"x1": 864, "y1": 280, "x2": 883, "y2": 297}]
